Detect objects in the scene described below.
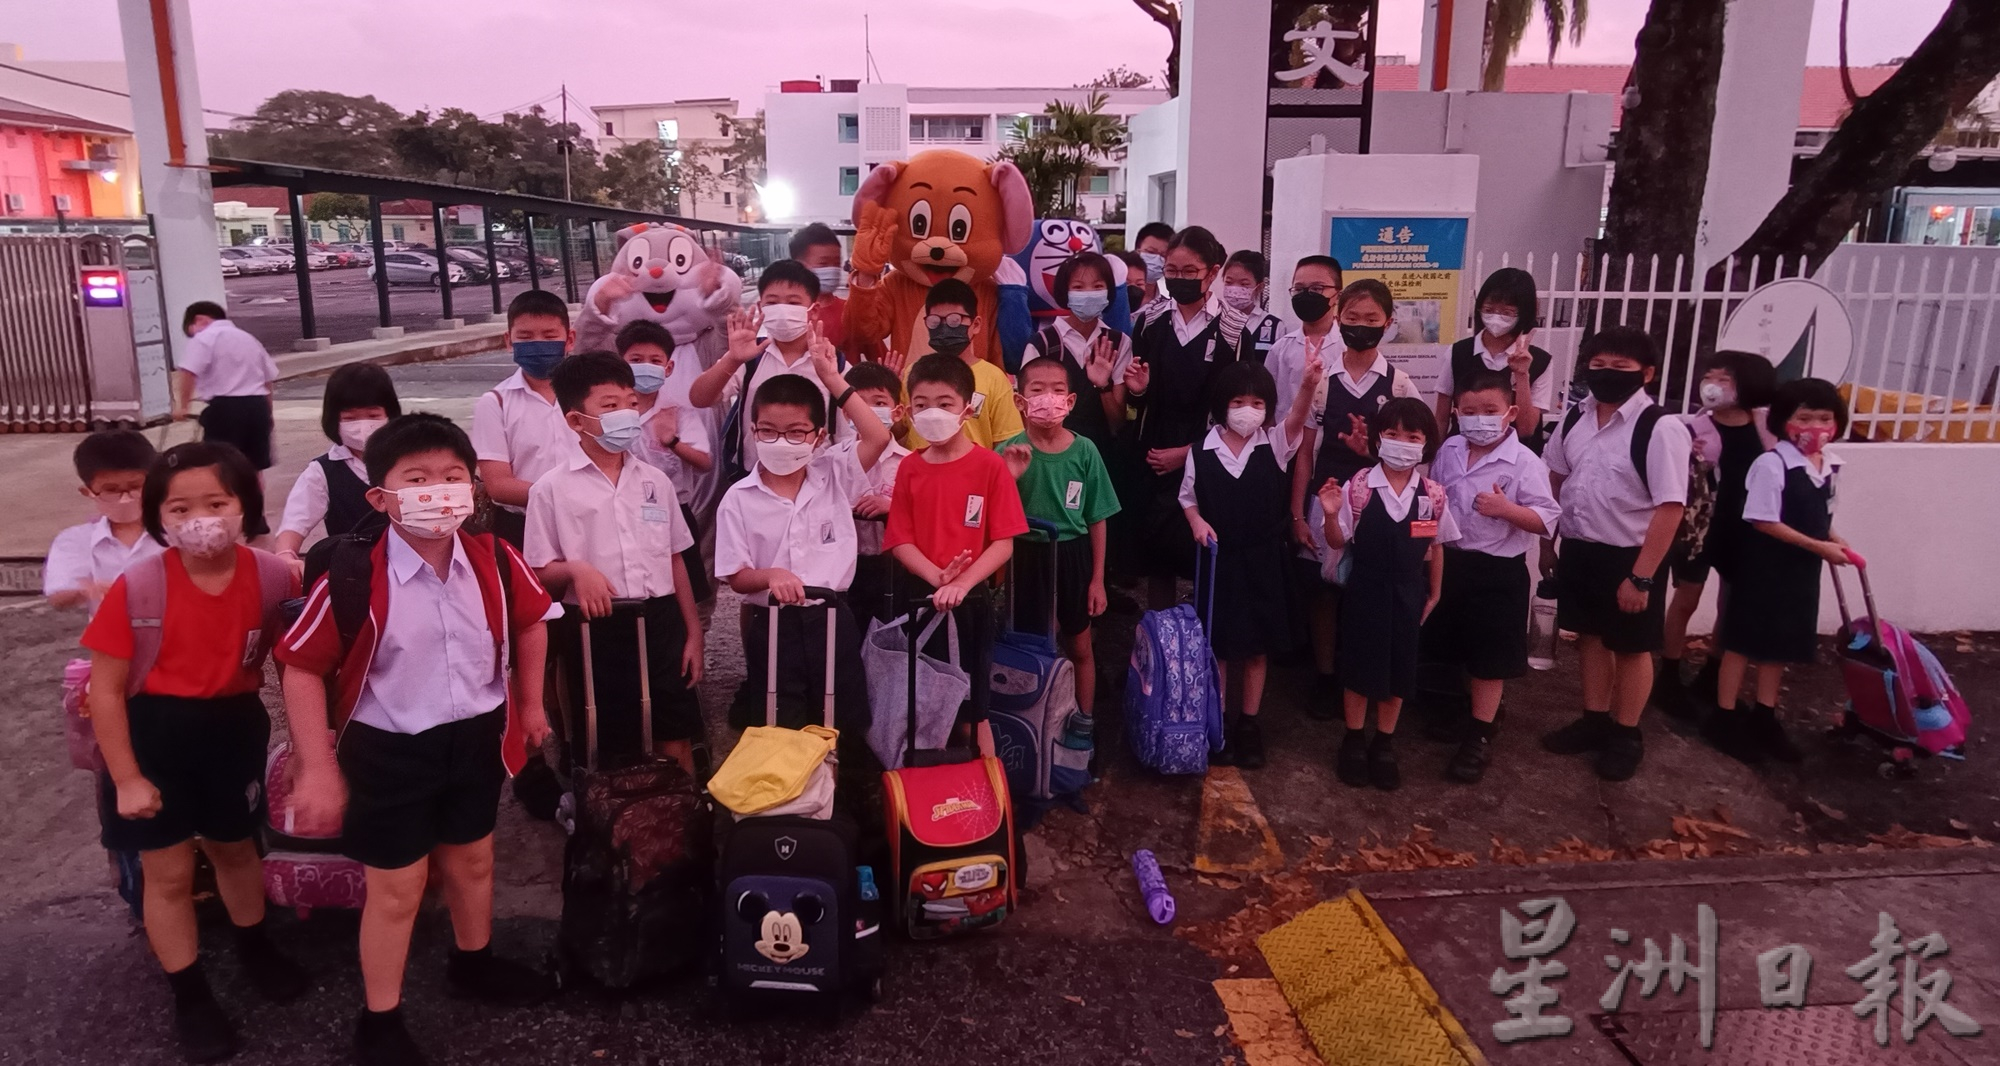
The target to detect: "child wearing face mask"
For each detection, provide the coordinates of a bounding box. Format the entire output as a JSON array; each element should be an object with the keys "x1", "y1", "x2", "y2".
[
  {"x1": 277, "y1": 414, "x2": 559, "y2": 1065},
  {"x1": 843, "y1": 361, "x2": 914, "y2": 623},
  {"x1": 1001, "y1": 358, "x2": 1122, "y2": 720},
  {"x1": 276, "y1": 363, "x2": 402, "y2": 574},
  {"x1": 1022, "y1": 252, "x2": 1134, "y2": 455},
  {"x1": 896, "y1": 279, "x2": 1025, "y2": 450},
  {"x1": 616, "y1": 320, "x2": 715, "y2": 609},
  {"x1": 1420, "y1": 374, "x2": 1562, "y2": 783},
  {"x1": 472, "y1": 289, "x2": 577, "y2": 547},
  {"x1": 1432, "y1": 268, "x2": 1556, "y2": 445},
  {"x1": 1222, "y1": 250, "x2": 1283, "y2": 365},
  {"x1": 82, "y1": 441, "x2": 306, "y2": 1062},
  {"x1": 47, "y1": 430, "x2": 162, "y2": 610},
  {"x1": 790, "y1": 222, "x2": 878, "y2": 361},
  {"x1": 1705, "y1": 379, "x2": 1851, "y2": 765},
  {"x1": 1318, "y1": 399, "x2": 1459, "y2": 791},
  {"x1": 1179, "y1": 361, "x2": 1320, "y2": 769},
  {"x1": 1129, "y1": 222, "x2": 1176, "y2": 331},
  {"x1": 524, "y1": 352, "x2": 706, "y2": 774}
]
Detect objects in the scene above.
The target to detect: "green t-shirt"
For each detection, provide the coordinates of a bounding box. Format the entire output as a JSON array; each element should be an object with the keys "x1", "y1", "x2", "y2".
[{"x1": 998, "y1": 431, "x2": 1121, "y2": 541}]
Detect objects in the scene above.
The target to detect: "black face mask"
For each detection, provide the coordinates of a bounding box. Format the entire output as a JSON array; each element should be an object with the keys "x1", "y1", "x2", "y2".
[
  {"x1": 1338, "y1": 322, "x2": 1386, "y2": 351},
  {"x1": 928, "y1": 324, "x2": 971, "y2": 357},
  {"x1": 1128, "y1": 286, "x2": 1148, "y2": 310},
  {"x1": 1291, "y1": 290, "x2": 1331, "y2": 323},
  {"x1": 1164, "y1": 277, "x2": 1206, "y2": 306},
  {"x1": 1584, "y1": 366, "x2": 1647, "y2": 405}
]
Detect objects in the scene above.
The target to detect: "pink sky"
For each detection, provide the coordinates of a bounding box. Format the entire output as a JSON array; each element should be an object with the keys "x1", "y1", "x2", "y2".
[{"x1": 5, "y1": 0, "x2": 1953, "y2": 128}]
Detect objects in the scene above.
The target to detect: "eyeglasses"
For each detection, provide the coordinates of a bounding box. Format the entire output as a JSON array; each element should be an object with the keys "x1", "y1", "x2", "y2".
[
  {"x1": 1289, "y1": 283, "x2": 1338, "y2": 296},
  {"x1": 923, "y1": 313, "x2": 971, "y2": 329},
  {"x1": 750, "y1": 428, "x2": 819, "y2": 446},
  {"x1": 1162, "y1": 267, "x2": 1208, "y2": 280}
]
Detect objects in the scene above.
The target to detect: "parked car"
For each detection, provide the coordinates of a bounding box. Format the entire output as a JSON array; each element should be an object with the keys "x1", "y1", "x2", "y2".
[
  {"x1": 242, "y1": 247, "x2": 296, "y2": 271},
  {"x1": 218, "y1": 247, "x2": 282, "y2": 274},
  {"x1": 444, "y1": 246, "x2": 512, "y2": 280},
  {"x1": 218, "y1": 256, "x2": 241, "y2": 277},
  {"x1": 329, "y1": 243, "x2": 374, "y2": 268},
  {"x1": 367, "y1": 251, "x2": 467, "y2": 287}
]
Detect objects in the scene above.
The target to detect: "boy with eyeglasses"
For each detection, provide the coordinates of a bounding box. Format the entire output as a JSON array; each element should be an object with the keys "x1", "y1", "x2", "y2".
[{"x1": 898, "y1": 279, "x2": 1023, "y2": 450}]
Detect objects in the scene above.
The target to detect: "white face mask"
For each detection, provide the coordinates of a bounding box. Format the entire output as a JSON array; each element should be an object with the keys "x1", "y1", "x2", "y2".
[
  {"x1": 1225, "y1": 405, "x2": 1265, "y2": 436},
  {"x1": 762, "y1": 303, "x2": 811, "y2": 343},
  {"x1": 1481, "y1": 313, "x2": 1518, "y2": 337},
  {"x1": 628, "y1": 362, "x2": 668, "y2": 395},
  {"x1": 1458, "y1": 413, "x2": 1509, "y2": 447},
  {"x1": 1221, "y1": 284, "x2": 1258, "y2": 312},
  {"x1": 1377, "y1": 438, "x2": 1426, "y2": 471},
  {"x1": 1698, "y1": 381, "x2": 1736, "y2": 410},
  {"x1": 911, "y1": 407, "x2": 963, "y2": 444},
  {"x1": 393, "y1": 482, "x2": 474, "y2": 540},
  {"x1": 811, "y1": 265, "x2": 844, "y2": 294},
  {"x1": 166, "y1": 514, "x2": 242, "y2": 558},
  {"x1": 869, "y1": 405, "x2": 896, "y2": 428},
  {"x1": 758, "y1": 437, "x2": 816, "y2": 476},
  {"x1": 338, "y1": 418, "x2": 387, "y2": 454},
  {"x1": 587, "y1": 409, "x2": 643, "y2": 454}
]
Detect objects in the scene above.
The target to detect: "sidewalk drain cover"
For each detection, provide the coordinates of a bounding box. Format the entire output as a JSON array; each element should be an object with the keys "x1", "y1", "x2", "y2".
[{"x1": 1592, "y1": 1006, "x2": 1968, "y2": 1065}]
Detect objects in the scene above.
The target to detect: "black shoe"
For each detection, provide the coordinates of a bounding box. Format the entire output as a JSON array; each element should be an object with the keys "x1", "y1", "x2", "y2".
[
  {"x1": 235, "y1": 924, "x2": 309, "y2": 1004},
  {"x1": 1368, "y1": 734, "x2": 1401, "y2": 791},
  {"x1": 1231, "y1": 715, "x2": 1266, "y2": 770},
  {"x1": 445, "y1": 947, "x2": 555, "y2": 1008},
  {"x1": 166, "y1": 963, "x2": 236, "y2": 1064},
  {"x1": 1540, "y1": 713, "x2": 1613, "y2": 755},
  {"x1": 1447, "y1": 730, "x2": 1493, "y2": 784},
  {"x1": 354, "y1": 1008, "x2": 427, "y2": 1066},
  {"x1": 1335, "y1": 730, "x2": 1370, "y2": 787},
  {"x1": 1307, "y1": 674, "x2": 1342, "y2": 720},
  {"x1": 1594, "y1": 725, "x2": 1645, "y2": 781},
  {"x1": 1749, "y1": 703, "x2": 1804, "y2": 763},
  {"x1": 1702, "y1": 705, "x2": 1765, "y2": 765}
]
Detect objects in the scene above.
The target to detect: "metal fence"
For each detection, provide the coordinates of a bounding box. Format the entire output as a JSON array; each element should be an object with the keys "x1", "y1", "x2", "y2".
[
  {"x1": 0, "y1": 236, "x2": 93, "y2": 430},
  {"x1": 1463, "y1": 245, "x2": 2000, "y2": 443}
]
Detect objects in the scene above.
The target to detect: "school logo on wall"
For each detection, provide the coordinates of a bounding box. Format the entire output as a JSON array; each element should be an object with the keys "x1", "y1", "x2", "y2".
[
  {"x1": 1718, "y1": 279, "x2": 1854, "y2": 384},
  {"x1": 1262, "y1": 1, "x2": 1380, "y2": 221}
]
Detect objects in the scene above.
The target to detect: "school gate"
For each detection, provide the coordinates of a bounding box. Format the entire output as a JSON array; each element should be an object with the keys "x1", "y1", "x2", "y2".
[{"x1": 0, "y1": 234, "x2": 168, "y2": 431}]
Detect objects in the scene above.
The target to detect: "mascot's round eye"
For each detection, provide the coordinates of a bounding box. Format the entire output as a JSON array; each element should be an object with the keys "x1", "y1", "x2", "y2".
[
  {"x1": 1042, "y1": 221, "x2": 1070, "y2": 244},
  {"x1": 623, "y1": 235, "x2": 652, "y2": 272},
  {"x1": 667, "y1": 234, "x2": 697, "y2": 273},
  {"x1": 948, "y1": 204, "x2": 972, "y2": 243},
  {"x1": 908, "y1": 199, "x2": 932, "y2": 239}
]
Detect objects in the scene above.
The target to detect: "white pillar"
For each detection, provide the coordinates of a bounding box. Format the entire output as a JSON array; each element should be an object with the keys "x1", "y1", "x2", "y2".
[
  {"x1": 1175, "y1": 0, "x2": 1271, "y2": 255},
  {"x1": 1693, "y1": 0, "x2": 1815, "y2": 272},
  {"x1": 1420, "y1": 0, "x2": 1490, "y2": 93},
  {"x1": 117, "y1": 0, "x2": 223, "y2": 364}
]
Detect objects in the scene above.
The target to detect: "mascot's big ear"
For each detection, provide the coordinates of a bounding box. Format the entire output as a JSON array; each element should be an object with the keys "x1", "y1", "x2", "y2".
[
  {"x1": 851, "y1": 161, "x2": 904, "y2": 227},
  {"x1": 987, "y1": 161, "x2": 1033, "y2": 256},
  {"x1": 612, "y1": 222, "x2": 652, "y2": 247}
]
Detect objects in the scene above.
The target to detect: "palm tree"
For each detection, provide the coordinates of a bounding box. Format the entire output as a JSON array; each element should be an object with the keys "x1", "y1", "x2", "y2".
[
  {"x1": 1484, "y1": 0, "x2": 1589, "y2": 91},
  {"x1": 996, "y1": 92, "x2": 1129, "y2": 219}
]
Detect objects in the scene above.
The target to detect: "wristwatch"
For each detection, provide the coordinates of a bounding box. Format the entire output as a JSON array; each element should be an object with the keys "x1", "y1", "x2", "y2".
[
  {"x1": 663, "y1": 436, "x2": 682, "y2": 451},
  {"x1": 1626, "y1": 573, "x2": 1656, "y2": 592}
]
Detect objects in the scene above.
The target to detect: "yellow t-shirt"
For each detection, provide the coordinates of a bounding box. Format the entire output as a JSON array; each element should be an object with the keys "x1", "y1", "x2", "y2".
[{"x1": 903, "y1": 358, "x2": 1024, "y2": 450}]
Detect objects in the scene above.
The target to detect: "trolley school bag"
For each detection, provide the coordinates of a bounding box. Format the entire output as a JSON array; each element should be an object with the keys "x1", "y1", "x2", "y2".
[
  {"x1": 1125, "y1": 541, "x2": 1224, "y2": 775},
  {"x1": 1831, "y1": 555, "x2": 1971, "y2": 769},
  {"x1": 262, "y1": 739, "x2": 367, "y2": 917},
  {"x1": 988, "y1": 519, "x2": 1090, "y2": 824},
  {"x1": 557, "y1": 602, "x2": 714, "y2": 990}
]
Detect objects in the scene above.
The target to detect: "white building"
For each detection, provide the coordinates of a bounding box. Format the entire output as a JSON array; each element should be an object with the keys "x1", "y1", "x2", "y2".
[
  {"x1": 761, "y1": 81, "x2": 1167, "y2": 228},
  {"x1": 588, "y1": 97, "x2": 749, "y2": 224}
]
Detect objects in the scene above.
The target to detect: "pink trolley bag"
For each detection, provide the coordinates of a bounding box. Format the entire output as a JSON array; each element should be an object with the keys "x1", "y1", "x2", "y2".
[
  {"x1": 263, "y1": 737, "x2": 368, "y2": 916},
  {"x1": 1829, "y1": 552, "x2": 1971, "y2": 778}
]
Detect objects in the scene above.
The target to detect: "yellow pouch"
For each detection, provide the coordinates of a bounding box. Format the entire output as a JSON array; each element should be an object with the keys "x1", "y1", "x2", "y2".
[{"x1": 707, "y1": 725, "x2": 839, "y2": 816}]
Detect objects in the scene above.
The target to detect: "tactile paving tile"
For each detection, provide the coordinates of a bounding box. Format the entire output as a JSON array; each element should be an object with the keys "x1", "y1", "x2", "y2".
[
  {"x1": 1594, "y1": 1006, "x2": 1972, "y2": 1065},
  {"x1": 1259, "y1": 889, "x2": 1486, "y2": 1066}
]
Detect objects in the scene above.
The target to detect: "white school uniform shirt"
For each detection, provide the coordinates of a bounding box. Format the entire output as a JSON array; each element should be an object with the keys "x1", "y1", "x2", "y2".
[
  {"x1": 1430, "y1": 434, "x2": 1562, "y2": 558},
  {"x1": 279, "y1": 445, "x2": 369, "y2": 538},
  {"x1": 1544, "y1": 390, "x2": 1693, "y2": 548},
  {"x1": 43, "y1": 517, "x2": 163, "y2": 599},
  {"x1": 179, "y1": 319, "x2": 278, "y2": 399},
  {"x1": 713, "y1": 443, "x2": 871, "y2": 604},
  {"x1": 1045, "y1": 317, "x2": 1135, "y2": 381},
  {"x1": 1741, "y1": 441, "x2": 1840, "y2": 524},
  {"x1": 1432, "y1": 333, "x2": 1557, "y2": 414},
  {"x1": 628, "y1": 398, "x2": 712, "y2": 507},
  {"x1": 855, "y1": 439, "x2": 911, "y2": 556},
  {"x1": 524, "y1": 452, "x2": 694, "y2": 601},
  {"x1": 1267, "y1": 328, "x2": 1331, "y2": 421},
  {"x1": 349, "y1": 531, "x2": 560, "y2": 734},
  {"x1": 1335, "y1": 465, "x2": 1464, "y2": 544},
  {"x1": 1176, "y1": 423, "x2": 1303, "y2": 510},
  {"x1": 471, "y1": 370, "x2": 581, "y2": 514},
  {"x1": 720, "y1": 343, "x2": 858, "y2": 469}
]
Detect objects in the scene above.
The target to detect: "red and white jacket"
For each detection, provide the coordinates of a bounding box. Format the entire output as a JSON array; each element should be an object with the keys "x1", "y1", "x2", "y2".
[{"x1": 274, "y1": 532, "x2": 554, "y2": 775}]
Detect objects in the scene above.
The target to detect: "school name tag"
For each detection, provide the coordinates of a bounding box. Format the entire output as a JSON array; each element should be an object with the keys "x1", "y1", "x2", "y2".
[
  {"x1": 1064, "y1": 480, "x2": 1083, "y2": 510},
  {"x1": 1410, "y1": 495, "x2": 1439, "y2": 539},
  {"x1": 642, "y1": 506, "x2": 671, "y2": 524},
  {"x1": 964, "y1": 494, "x2": 986, "y2": 528}
]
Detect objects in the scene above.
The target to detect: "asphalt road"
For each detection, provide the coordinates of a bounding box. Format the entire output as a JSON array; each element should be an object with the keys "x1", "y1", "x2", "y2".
[{"x1": 223, "y1": 263, "x2": 598, "y2": 353}]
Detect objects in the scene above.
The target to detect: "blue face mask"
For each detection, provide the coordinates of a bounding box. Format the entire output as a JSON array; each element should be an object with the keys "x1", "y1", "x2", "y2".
[
  {"x1": 628, "y1": 362, "x2": 668, "y2": 395},
  {"x1": 512, "y1": 339, "x2": 566, "y2": 379},
  {"x1": 1066, "y1": 290, "x2": 1110, "y2": 321},
  {"x1": 586, "y1": 409, "x2": 643, "y2": 454}
]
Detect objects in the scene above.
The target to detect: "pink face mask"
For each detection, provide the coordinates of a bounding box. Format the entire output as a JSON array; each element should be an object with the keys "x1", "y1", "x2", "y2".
[
  {"x1": 1024, "y1": 393, "x2": 1073, "y2": 427},
  {"x1": 1788, "y1": 423, "x2": 1834, "y2": 456},
  {"x1": 93, "y1": 490, "x2": 141, "y2": 525}
]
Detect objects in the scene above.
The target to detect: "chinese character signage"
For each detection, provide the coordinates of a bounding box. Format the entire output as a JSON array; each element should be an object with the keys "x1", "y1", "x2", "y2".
[
  {"x1": 1262, "y1": 2, "x2": 1378, "y2": 239},
  {"x1": 1328, "y1": 215, "x2": 1468, "y2": 391}
]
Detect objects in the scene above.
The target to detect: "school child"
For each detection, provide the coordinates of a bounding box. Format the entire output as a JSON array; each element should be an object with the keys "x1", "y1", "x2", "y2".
[
  {"x1": 471, "y1": 288, "x2": 579, "y2": 546},
  {"x1": 1655, "y1": 350, "x2": 1779, "y2": 716},
  {"x1": 1290, "y1": 279, "x2": 1422, "y2": 707},
  {"x1": 1178, "y1": 361, "x2": 1320, "y2": 769},
  {"x1": 615, "y1": 319, "x2": 714, "y2": 606},
  {"x1": 1431, "y1": 268, "x2": 1556, "y2": 443},
  {"x1": 276, "y1": 414, "x2": 560, "y2": 1066},
  {"x1": 275, "y1": 363, "x2": 401, "y2": 570},
  {"x1": 1267, "y1": 256, "x2": 1344, "y2": 423},
  {"x1": 1116, "y1": 249, "x2": 1153, "y2": 330},
  {"x1": 1538, "y1": 326, "x2": 1693, "y2": 782},
  {"x1": 843, "y1": 360, "x2": 914, "y2": 622},
  {"x1": 712, "y1": 342, "x2": 894, "y2": 740},
  {"x1": 1221, "y1": 250, "x2": 1283, "y2": 365},
  {"x1": 1421, "y1": 374, "x2": 1562, "y2": 782},
  {"x1": 1000, "y1": 358, "x2": 1122, "y2": 721},
  {"x1": 1705, "y1": 379, "x2": 1851, "y2": 765},
  {"x1": 81, "y1": 441, "x2": 304, "y2": 1062},
  {"x1": 885, "y1": 354, "x2": 1030, "y2": 723},
  {"x1": 1126, "y1": 225, "x2": 1246, "y2": 610},
  {"x1": 1130, "y1": 221, "x2": 1175, "y2": 328},
  {"x1": 689, "y1": 259, "x2": 857, "y2": 475},
  {"x1": 791, "y1": 221, "x2": 876, "y2": 361},
  {"x1": 899, "y1": 279, "x2": 1025, "y2": 450},
  {"x1": 523, "y1": 353, "x2": 706, "y2": 773},
  {"x1": 1319, "y1": 399, "x2": 1460, "y2": 790},
  {"x1": 1021, "y1": 251, "x2": 1133, "y2": 455},
  {"x1": 174, "y1": 302, "x2": 279, "y2": 470},
  {"x1": 46, "y1": 429, "x2": 162, "y2": 609}
]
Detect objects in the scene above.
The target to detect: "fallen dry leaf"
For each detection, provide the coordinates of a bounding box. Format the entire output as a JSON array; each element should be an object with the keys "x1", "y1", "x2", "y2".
[
  {"x1": 1064, "y1": 995, "x2": 1085, "y2": 1005},
  {"x1": 1950, "y1": 818, "x2": 1971, "y2": 831},
  {"x1": 1213, "y1": 1024, "x2": 1229, "y2": 1037},
  {"x1": 1176, "y1": 1028, "x2": 1197, "y2": 1038},
  {"x1": 1813, "y1": 800, "x2": 1849, "y2": 821},
  {"x1": 591, "y1": 1053, "x2": 606, "y2": 1060},
  {"x1": 959, "y1": 1017, "x2": 976, "y2": 1025},
  {"x1": 1868, "y1": 824, "x2": 1994, "y2": 850}
]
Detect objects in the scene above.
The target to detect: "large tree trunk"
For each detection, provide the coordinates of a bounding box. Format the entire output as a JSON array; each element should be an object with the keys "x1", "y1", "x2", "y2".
[
  {"x1": 1729, "y1": 0, "x2": 2000, "y2": 279},
  {"x1": 1599, "y1": 0, "x2": 1729, "y2": 266},
  {"x1": 1133, "y1": 0, "x2": 1182, "y2": 96}
]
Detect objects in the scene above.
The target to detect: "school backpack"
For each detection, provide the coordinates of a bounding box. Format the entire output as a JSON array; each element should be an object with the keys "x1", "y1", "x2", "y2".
[
  {"x1": 122, "y1": 548, "x2": 295, "y2": 696},
  {"x1": 1558, "y1": 402, "x2": 1665, "y2": 491},
  {"x1": 718, "y1": 353, "x2": 847, "y2": 485},
  {"x1": 1323, "y1": 474, "x2": 1448, "y2": 586},
  {"x1": 987, "y1": 522, "x2": 1090, "y2": 824},
  {"x1": 296, "y1": 530, "x2": 515, "y2": 656},
  {"x1": 1124, "y1": 544, "x2": 1224, "y2": 775}
]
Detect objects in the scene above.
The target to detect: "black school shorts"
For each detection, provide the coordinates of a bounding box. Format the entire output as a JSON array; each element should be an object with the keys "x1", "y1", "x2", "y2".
[
  {"x1": 1422, "y1": 548, "x2": 1531, "y2": 680},
  {"x1": 99, "y1": 693, "x2": 269, "y2": 853},
  {"x1": 339, "y1": 709, "x2": 506, "y2": 870},
  {"x1": 550, "y1": 596, "x2": 704, "y2": 761},
  {"x1": 197, "y1": 395, "x2": 274, "y2": 469},
  {"x1": 1554, "y1": 539, "x2": 1669, "y2": 655},
  {"x1": 1011, "y1": 534, "x2": 1096, "y2": 637}
]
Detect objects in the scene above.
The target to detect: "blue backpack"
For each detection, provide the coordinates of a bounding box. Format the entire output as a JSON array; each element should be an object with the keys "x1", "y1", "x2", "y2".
[
  {"x1": 989, "y1": 521, "x2": 1091, "y2": 823},
  {"x1": 1124, "y1": 544, "x2": 1223, "y2": 774}
]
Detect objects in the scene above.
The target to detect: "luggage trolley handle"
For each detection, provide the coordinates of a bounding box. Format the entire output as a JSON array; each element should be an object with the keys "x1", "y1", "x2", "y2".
[
  {"x1": 765, "y1": 586, "x2": 842, "y2": 729},
  {"x1": 1829, "y1": 549, "x2": 1877, "y2": 634},
  {"x1": 1008, "y1": 517, "x2": 1064, "y2": 640},
  {"x1": 1193, "y1": 536, "x2": 1220, "y2": 637},
  {"x1": 578, "y1": 598, "x2": 654, "y2": 774}
]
